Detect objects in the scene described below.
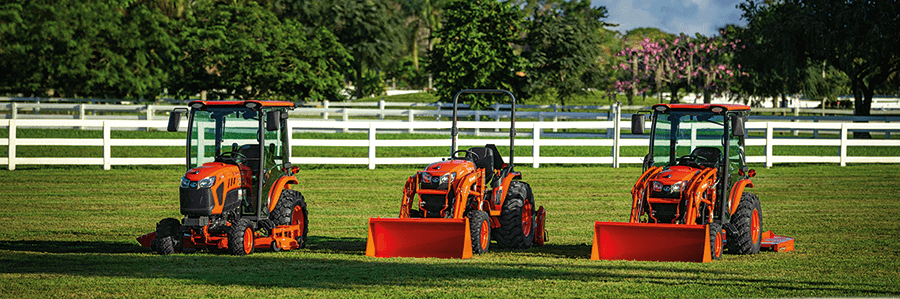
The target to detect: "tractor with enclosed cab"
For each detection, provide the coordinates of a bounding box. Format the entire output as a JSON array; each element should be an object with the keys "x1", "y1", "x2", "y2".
[
  {"x1": 136, "y1": 100, "x2": 309, "y2": 256},
  {"x1": 591, "y1": 103, "x2": 793, "y2": 262}
]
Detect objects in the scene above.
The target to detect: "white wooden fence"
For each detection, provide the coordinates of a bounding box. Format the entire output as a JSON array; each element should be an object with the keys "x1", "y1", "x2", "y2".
[{"x1": 2, "y1": 119, "x2": 899, "y2": 170}]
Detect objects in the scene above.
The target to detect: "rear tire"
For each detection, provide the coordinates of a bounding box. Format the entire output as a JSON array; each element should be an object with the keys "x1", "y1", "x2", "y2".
[
  {"x1": 492, "y1": 181, "x2": 535, "y2": 249},
  {"x1": 709, "y1": 222, "x2": 723, "y2": 260},
  {"x1": 227, "y1": 219, "x2": 254, "y2": 256},
  {"x1": 468, "y1": 210, "x2": 491, "y2": 254},
  {"x1": 270, "y1": 189, "x2": 309, "y2": 249},
  {"x1": 727, "y1": 192, "x2": 763, "y2": 254},
  {"x1": 153, "y1": 218, "x2": 182, "y2": 255}
]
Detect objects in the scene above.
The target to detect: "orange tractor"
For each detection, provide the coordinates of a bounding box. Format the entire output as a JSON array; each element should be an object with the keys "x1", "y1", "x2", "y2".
[
  {"x1": 592, "y1": 103, "x2": 793, "y2": 262},
  {"x1": 137, "y1": 100, "x2": 308, "y2": 256},
  {"x1": 366, "y1": 89, "x2": 548, "y2": 259}
]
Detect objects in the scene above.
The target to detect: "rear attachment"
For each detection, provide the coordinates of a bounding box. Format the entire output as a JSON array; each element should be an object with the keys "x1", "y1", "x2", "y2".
[
  {"x1": 366, "y1": 218, "x2": 473, "y2": 259},
  {"x1": 591, "y1": 221, "x2": 711, "y2": 263},
  {"x1": 761, "y1": 230, "x2": 795, "y2": 253}
]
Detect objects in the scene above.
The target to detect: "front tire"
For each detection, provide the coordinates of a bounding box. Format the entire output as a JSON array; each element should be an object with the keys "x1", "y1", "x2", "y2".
[
  {"x1": 153, "y1": 218, "x2": 182, "y2": 255},
  {"x1": 468, "y1": 210, "x2": 491, "y2": 254},
  {"x1": 727, "y1": 192, "x2": 763, "y2": 254},
  {"x1": 492, "y1": 181, "x2": 536, "y2": 249},
  {"x1": 709, "y1": 222, "x2": 724, "y2": 260},
  {"x1": 228, "y1": 219, "x2": 255, "y2": 256},
  {"x1": 271, "y1": 189, "x2": 309, "y2": 249}
]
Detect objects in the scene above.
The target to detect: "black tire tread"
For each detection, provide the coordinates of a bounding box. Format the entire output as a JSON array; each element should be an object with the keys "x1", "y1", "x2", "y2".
[
  {"x1": 727, "y1": 192, "x2": 763, "y2": 254},
  {"x1": 468, "y1": 210, "x2": 491, "y2": 254},
  {"x1": 153, "y1": 218, "x2": 181, "y2": 255},
  {"x1": 270, "y1": 189, "x2": 309, "y2": 249},
  {"x1": 492, "y1": 181, "x2": 535, "y2": 249},
  {"x1": 227, "y1": 218, "x2": 254, "y2": 256}
]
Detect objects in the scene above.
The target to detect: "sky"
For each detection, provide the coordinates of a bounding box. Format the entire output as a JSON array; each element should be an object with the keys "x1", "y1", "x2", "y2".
[{"x1": 591, "y1": 0, "x2": 747, "y2": 37}]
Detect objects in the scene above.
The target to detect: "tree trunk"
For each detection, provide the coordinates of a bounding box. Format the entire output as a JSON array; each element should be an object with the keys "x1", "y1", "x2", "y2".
[
  {"x1": 852, "y1": 85, "x2": 873, "y2": 139},
  {"x1": 669, "y1": 85, "x2": 679, "y2": 104}
]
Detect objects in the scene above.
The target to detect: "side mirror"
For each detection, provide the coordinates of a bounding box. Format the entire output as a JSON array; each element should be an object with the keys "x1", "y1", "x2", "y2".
[
  {"x1": 731, "y1": 115, "x2": 745, "y2": 137},
  {"x1": 631, "y1": 114, "x2": 646, "y2": 135},
  {"x1": 167, "y1": 108, "x2": 187, "y2": 132},
  {"x1": 266, "y1": 111, "x2": 280, "y2": 131}
]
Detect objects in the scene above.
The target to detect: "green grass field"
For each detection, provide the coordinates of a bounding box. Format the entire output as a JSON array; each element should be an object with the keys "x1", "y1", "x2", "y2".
[{"x1": 1, "y1": 163, "x2": 898, "y2": 298}]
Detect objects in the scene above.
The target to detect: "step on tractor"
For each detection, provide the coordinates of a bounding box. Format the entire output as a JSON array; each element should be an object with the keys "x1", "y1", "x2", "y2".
[
  {"x1": 591, "y1": 104, "x2": 794, "y2": 263},
  {"x1": 366, "y1": 89, "x2": 548, "y2": 259},
  {"x1": 137, "y1": 100, "x2": 309, "y2": 256}
]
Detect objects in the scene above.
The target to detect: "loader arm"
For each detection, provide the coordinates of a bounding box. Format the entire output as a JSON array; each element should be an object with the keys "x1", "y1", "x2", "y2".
[
  {"x1": 452, "y1": 170, "x2": 484, "y2": 219},
  {"x1": 629, "y1": 166, "x2": 662, "y2": 222},
  {"x1": 399, "y1": 175, "x2": 418, "y2": 218}
]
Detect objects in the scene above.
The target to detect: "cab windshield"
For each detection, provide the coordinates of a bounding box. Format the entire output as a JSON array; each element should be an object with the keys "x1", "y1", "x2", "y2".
[
  {"x1": 188, "y1": 108, "x2": 281, "y2": 169},
  {"x1": 651, "y1": 111, "x2": 725, "y2": 167}
]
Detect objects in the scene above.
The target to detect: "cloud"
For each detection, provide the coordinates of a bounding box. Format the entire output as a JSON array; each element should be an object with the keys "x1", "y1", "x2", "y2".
[{"x1": 593, "y1": 0, "x2": 745, "y2": 36}]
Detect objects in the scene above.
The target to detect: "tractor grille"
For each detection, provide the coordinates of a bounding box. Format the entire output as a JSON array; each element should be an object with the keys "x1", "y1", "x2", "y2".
[{"x1": 420, "y1": 194, "x2": 448, "y2": 213}]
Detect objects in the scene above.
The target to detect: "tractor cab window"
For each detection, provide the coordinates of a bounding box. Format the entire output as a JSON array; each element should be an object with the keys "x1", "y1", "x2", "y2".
[
  {"x1": 651, "y1": 111, "x2": 725, "y2": 168},
  {"x1": 187, "y1": 107, "x2": 283, "y2": 171}
]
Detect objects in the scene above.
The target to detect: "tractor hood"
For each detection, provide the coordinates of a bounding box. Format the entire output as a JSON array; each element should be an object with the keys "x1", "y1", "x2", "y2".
[
  {"x1": 182, "y1": 162, "x2": 249, "y2": 183},
  {"x1": 647, "y1": 165, "x2": 700, "y2": 199},
  {"x1": 418, "y1": 159, "x2": 475, "y2": 190}
]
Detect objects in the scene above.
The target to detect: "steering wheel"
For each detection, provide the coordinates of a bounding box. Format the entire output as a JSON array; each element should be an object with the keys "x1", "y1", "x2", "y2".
[
  {"x1": 676, "y1": 154, "x2": 708, "y2": 167},
  {"x1": 452, "y1": 149, "x2": 479, "y2": 162},
  {"x1": 218, "y1": 151, "x2": 248, "y2": 164}
]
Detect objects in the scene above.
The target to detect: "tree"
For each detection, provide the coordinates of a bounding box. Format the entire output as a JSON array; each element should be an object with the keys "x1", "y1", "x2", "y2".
[
  {"x1": 0, "y1": 0, "x2": 179, "y2": 100},
  {"x1": 170, "y1": 2, "x2": 350, "y2": 101},
  {"x1": 521, "y1": 0, "x2": 612, "y2": 106},
  {"x1": 428, "y1": 0, "x2": 526, "y2": 109},
  {"x1": 740, "y1": 0, "x2": 900, "y2": 120}
]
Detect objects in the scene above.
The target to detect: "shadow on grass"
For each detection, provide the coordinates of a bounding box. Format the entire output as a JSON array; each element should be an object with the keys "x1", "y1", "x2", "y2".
[{"x1": 1, "y1": 239, "x2": 897, "y2": 297}]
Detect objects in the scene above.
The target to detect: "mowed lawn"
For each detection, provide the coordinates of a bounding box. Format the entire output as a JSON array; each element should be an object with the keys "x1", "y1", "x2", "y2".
[{"x1": 0, "y1": 164, "x2": 898, "y2": 298}]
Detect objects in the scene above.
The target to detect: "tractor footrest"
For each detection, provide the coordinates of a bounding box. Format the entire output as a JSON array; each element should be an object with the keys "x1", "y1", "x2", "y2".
[{"x1": 760, "y1": 230, "x2": 794, "y2": 252}]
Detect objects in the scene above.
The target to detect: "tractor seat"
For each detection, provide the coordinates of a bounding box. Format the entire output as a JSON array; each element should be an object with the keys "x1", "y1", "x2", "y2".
[
  {"x1": 691, "y1": 147, "x2": 721, "y2": 168},
  {"x1": 238, "y1": 144, "x2": 262, "y2": 171},
  {"x1": 467, "y1": 144, "x2": 504, "y2": 187}
]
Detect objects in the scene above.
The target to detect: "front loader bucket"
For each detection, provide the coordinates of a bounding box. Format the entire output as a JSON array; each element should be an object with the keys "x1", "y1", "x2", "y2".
[
  {"x1": 366, "y1": 218, "x2": 473, "y2": 259},
  {"x1": 591, "y1": 222, "x2": 711, "y2": 263}
]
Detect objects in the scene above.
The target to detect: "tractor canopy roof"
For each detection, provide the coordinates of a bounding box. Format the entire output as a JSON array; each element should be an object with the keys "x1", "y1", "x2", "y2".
[
  {"x1": 188, "y1": 100, "x2": 297, "y2": 110},
  {"x1": 652, "y1": 103, "x2": 750, "y2": 114}
]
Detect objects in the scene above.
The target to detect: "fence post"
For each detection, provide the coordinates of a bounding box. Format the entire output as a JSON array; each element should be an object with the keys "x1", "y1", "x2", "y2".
[
  {"x1": 323, "y1": 100, "x2": 330, "y2": 120},
  {"x1": 495, "y1": 104, "x2": 501, "y2": 132},
  {"x1": 408, "y1": 109, "x2": 414, "y2": 133},
  {"x1": 11, "y1": 102, "x2": 17, "y2": 119},
  {"x1": 379, "y1": 99, "x2": 385, "y2": 120},
  {"x1": 474, "y1": 111, "x2": 480, "y2": 136},
  {"x1": 437, "y1": 101, "x2": 444, "y2": 121},
  {"x1": 287, "y1": 121, "x2": 294, "y2": 160},
  {"x1": 8, "y1": 120, "x2": 15, "y2": 170},
  {"x1": 342, "y1": 109, "x2": 349, "y2": 133},
  {"x1": 840, "y1": 123, "x2": 848, "y2": 167},
  {"x1": 793, "y1": 107, "x2": 799, "y2": 136},
  {"x1": 613, "y1": 102, "x2": 621, "y2": 168},
  {"x1": 552, "y1": 103, "x2": 558, "y2": 133},
  {"x1": 80, "y1": 104, "x2": 86, "y2": 130},
  {"x1": 533, "y1": 123, "x2": 540, "y2": 168},
  {"x1": 103, "y1": 121, "x2": 111, "y2": 170},
  {"x1": 146, "y1": 104, "x2": 153, "y2": 120},
  {"x1": 368, "y1": 123, "x2": 377, "y2": 170},
  {"x1": 766, "y1": 122, "x2": 774, "y2": 168}
]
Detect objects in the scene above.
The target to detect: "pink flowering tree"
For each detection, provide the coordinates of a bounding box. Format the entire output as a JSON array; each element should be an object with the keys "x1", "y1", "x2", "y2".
[{"x1": 613, "y1": 33, "x2": 746, "y2": 104}]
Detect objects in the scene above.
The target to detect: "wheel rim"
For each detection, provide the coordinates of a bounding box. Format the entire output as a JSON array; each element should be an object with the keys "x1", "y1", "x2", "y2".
[
  {"x1": 714, "y1": 230, "x2": 723, "y2": 257},
  {"x1": 751, "y1": 209, "x2": 761, "y2": 245},
  {"x1": 242, "y1": 227, "x2": 254, "y2": 254},
  {"x1": 522, "y1": 200, "x2": 533, "y2": 237},
  {"x1": 291, "y1": 205, "x2": 305, "y2": 231},
  {"x1": 479, "y1": 220, "x2": 490, "y2": 251}
]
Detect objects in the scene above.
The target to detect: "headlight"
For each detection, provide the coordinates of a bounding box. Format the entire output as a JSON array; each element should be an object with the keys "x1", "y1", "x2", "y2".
[
  {"x1": 650, "y1": 181, "x2": 682, "y2": 198},
  {"x1": 181, "y1": 176, "x2": 191, "y2": 188},
  {"x1": 197, "y1": 176, "x2": 216, "y2": 188},
  {"x1": 421, "y1": 172, "x2": 433, "y2": 184},
  {"x1": 438, "y1": 172, "x2": 456, "y2": 189}
]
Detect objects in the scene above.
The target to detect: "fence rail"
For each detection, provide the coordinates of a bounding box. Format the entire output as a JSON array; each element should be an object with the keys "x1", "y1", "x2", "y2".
[{"x1": 2, "y1": 119, "x2": 898, "y2": 170}]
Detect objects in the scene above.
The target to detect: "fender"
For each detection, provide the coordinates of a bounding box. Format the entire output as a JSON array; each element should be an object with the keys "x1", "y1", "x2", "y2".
[
  {"x1": 490, "y1": 171, "x2": 520, "y2": 214},
  {"x1": 729, "y1": 179, "x2": 754, "y2": 216},
  {"x1": 267, "y1": 175, "x2": 300, "y2": 213}
]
